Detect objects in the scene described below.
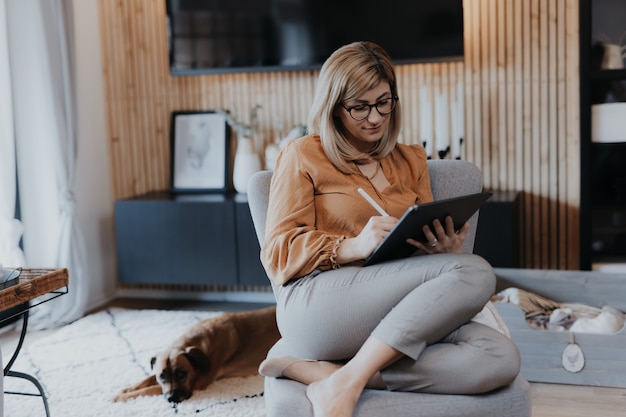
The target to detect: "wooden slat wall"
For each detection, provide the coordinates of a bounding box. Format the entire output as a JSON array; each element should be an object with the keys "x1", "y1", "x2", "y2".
[
  {"x1": 463, "y1": 0, "x2": 580, "y2": 269},
  {"x1": 98, "y1": 0, "x2": 580, "y2": 270}
]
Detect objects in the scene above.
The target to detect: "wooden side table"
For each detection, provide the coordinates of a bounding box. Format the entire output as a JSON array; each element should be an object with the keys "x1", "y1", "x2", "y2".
[{"x1": 1, "y1": 268, "x2": 69, "y2": 417}]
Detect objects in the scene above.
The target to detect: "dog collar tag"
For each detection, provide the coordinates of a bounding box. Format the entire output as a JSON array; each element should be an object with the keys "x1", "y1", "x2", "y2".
[{"x1": 562, "y1": 333, "x2": 584, "y2": 373}]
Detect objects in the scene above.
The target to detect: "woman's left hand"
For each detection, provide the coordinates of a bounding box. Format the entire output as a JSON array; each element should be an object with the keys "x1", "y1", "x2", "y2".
[{"x1": 407, "y1": 216, "x2": 469, "y2": 254}]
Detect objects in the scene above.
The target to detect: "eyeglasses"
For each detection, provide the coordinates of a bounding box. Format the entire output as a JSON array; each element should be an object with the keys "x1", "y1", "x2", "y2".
[{"x1": 341, "y1": 96, "x2": 398, "y2": 121}]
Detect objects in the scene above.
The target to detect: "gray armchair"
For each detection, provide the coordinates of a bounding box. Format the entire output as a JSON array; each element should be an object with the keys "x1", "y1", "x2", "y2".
[{"x1": 247, "y1": 159, "x2": 531, "y2": 417}]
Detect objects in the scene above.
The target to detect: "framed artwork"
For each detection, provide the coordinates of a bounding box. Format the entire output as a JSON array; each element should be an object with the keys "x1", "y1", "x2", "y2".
[{"x1": 170, "y1": 111, "x2": 230, "y2": 193}]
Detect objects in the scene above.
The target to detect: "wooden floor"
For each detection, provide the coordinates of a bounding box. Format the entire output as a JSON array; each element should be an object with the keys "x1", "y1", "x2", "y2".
[
  {"x1": 529, "y1": 383, "x2": 626, "y2": 417},
  {"x1": 1, "y1": 298, "x2": 625, "y2": 416}
]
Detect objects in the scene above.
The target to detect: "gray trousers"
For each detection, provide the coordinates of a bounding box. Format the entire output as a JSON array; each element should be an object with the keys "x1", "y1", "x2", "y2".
[{"x1": 270, "y1": 253, "x2": 521, "y2": 394}]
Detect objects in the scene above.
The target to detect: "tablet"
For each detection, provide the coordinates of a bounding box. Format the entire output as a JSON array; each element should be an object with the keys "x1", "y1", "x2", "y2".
[{"x1": 362, "y1": 191, "x2": 492, "y2": 266}]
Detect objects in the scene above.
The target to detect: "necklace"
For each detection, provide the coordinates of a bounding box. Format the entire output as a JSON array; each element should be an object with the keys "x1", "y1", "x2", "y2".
[{"x1": 358, "y1": 161, "x2": 380, "y2": 180}]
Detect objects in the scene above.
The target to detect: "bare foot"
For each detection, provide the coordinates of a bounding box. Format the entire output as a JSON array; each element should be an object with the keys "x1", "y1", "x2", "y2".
[
  {"x1": 306, "y1": 372, "x2": 362, "y2": 417},
  {"x1": 283, "y1": 360, "x2": 343, "y2": 385}
]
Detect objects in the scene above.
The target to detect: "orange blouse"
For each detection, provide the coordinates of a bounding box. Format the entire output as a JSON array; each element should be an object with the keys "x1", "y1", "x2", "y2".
[{"x1": 260, "y1": 134, "x2": 433, "y2": 285}]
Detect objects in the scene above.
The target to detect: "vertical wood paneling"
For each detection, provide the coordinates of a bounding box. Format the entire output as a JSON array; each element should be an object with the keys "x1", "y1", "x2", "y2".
[
  {"x1": 462, "y1": 0, "x2": 580, "y2": 269},
  {"x1": 521, "y1": 0, "x2": 533, "y2": 266},
  {"x1": 513, "y1": 0, "x2": 524, "y2": 194},
  {"x1": 504, "y1": 0, "x2": 515, "y2": 191},
  {"x1": 557, "y1": 0, "x2": 568, "y2": 269},
  {"x1": 487, "y1": 0, "x2": 499, "y2": 189},
  {"x1": 565, "y1": 0, "x2": 581, "y2": 268},
  {"x1": 530, "y1": 0, "x2": 541, "y2": 267},
  {"x1": 98, "y1": 0, "x2": 580, "y2": 270},
  {"x1": 496, "y1": 0, "x2": 507, "y2": 190},
  {"x1": 480, "y1": 0, "x2": 490, "y2": 174},
  {"x1": 464, "y1": 0, "x2": 480, "y2": 164},
  {"x1": 536, "y1": 0, "x2": 551, "y2": 268},
  {"x1": 548, "y1": 0, "x2": 559, "y2": 268}
]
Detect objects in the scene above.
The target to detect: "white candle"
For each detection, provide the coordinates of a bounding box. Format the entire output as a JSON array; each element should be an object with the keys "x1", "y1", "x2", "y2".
[
  {"x1": 435, "y1": 93, "x2": 450, "y2": 158},
  {"x1": 419, "y1": 86, "x2": 432, "y2": 157},
  {"x1": 455, "y1": 83, "x2": 464, "y2": 159}
]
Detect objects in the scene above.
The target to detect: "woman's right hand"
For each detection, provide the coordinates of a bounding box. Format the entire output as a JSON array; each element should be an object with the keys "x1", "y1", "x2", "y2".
[{"x1": 336, "y1": 216, "x2": 398, "y2": 264}]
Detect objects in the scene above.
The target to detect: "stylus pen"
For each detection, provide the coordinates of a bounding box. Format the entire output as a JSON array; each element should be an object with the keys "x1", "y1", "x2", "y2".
[{"x1": 357, "y1": 187, "x2": 389, "y2": 216}]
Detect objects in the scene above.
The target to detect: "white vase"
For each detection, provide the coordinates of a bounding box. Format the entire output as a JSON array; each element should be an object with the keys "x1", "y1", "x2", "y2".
[
  {"x1": 233, "y1": 136, "x2": 262, "y2": 193},
  {"x1": 264, "y1": 142, "x2": 280, "y2": 170}
]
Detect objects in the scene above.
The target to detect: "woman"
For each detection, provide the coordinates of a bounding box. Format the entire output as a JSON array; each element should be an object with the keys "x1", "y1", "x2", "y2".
[{"x1": 259, "y1": 41, "x2": 520, "y2": 417}]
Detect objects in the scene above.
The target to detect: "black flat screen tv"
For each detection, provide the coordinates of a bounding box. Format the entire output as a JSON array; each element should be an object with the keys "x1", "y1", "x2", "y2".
[{"x1": 166, "y1": 0, "x2": 464, "y2": 75}]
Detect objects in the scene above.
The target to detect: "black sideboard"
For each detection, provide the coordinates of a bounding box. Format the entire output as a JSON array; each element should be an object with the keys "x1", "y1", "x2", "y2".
[
  {"x1": 114, "y1": 192, "x2": 267, "y2": 287},
  {"x1": 474, "y1": 190, "x2": 520, "y2": 268},
  {"x1": 114, "y1": 190, "x2": 519, "y2": 288}
]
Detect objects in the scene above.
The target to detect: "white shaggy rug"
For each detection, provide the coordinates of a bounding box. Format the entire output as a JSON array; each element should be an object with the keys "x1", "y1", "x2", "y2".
[{"x1": 4, "y1": 308, "x2": 266, "y2": 417}]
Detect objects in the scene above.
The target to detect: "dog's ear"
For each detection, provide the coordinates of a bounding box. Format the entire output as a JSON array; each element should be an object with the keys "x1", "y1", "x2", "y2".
[
  {"x1": 183, "y1": 347, "x2": 211, "y2": 373},
  {"x1": 150, "y1": 356, "x2": 157, "y2": 369}
]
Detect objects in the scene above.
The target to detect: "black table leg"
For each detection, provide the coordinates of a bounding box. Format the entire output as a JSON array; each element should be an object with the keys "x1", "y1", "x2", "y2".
[
  {"x1": 3, "y1": 310, "x2": 51, "y2": 417},
  {"x1": 3, "y1": 310, "x2": 29, "y2": 376}
]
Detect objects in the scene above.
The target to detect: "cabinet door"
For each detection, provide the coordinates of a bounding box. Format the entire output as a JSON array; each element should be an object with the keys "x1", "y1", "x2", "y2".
[
  {"x1": 234, "y1": 199, "x2": 270, "y2": 286},
  {"x1": 115, "y1": 199, "x2": 238, "y2": 285}
]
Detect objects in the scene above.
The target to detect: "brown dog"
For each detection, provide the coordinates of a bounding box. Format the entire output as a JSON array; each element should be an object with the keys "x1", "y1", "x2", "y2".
[{"x1": 113, "y1": 305, "x2": 280, "y2": 403}]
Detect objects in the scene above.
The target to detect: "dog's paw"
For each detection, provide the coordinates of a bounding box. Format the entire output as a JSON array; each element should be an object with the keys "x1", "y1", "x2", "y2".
[
  {"x1": 112, "y1": 392, "x2": 131, "y2": 402},
  {"x1": 117, "y1": 387, "x2": 133, "y2": 395},
  {"x1": 112, "y1": 387, "x2": 145, "y2": 402},
  {"x1": 112, "y1": 384, "x2": 164, "y2": 402}
]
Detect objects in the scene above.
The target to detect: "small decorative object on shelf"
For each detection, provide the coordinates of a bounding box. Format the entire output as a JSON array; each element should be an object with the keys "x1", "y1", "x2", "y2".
[
  {"x1": 217, "y1": 106, "x2": 263, "y2": 193},
  {"x1": 595, "y1": 31, "x2": 626, "y2": 70},
  {"x1": 280, "y1": 124, "x2": 308, "y2": 145},
  {"x1": 264, "y1": 123, "x2": 308, "y2": 170},
  {"x1": 600, "y1": 43, "x2": 626, "y2": 70}
]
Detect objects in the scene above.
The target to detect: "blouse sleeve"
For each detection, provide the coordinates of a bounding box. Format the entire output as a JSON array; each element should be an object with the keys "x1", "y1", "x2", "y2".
[{"x1": 260, "y1": 141, "x2": 345, "y2": 285}]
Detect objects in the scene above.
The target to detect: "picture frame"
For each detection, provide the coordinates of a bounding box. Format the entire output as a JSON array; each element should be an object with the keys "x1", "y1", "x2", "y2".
[{"x1": 170, "y1": 111, "x2": 230, "y2": 193}]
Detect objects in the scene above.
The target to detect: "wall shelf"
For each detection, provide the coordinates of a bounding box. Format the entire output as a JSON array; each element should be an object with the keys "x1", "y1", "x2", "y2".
[
  {"x1": 580, "y1": 0, "x2": 626, "y2": 270},
  {"x1": 590, "y1": 69, "x2": 626, "y2": 80}
]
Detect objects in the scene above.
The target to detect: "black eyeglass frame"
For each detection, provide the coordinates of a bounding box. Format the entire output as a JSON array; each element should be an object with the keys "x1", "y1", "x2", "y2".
[{"x1": 341, "y1": 96, "x2": 399, "y2": 121}]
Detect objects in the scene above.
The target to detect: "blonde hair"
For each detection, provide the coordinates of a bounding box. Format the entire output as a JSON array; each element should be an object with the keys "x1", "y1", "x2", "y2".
[{"x1": 307, "y1": 41, "x2": 402, "y2": 174}]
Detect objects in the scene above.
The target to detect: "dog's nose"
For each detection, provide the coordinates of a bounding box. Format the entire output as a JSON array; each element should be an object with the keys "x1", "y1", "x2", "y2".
[
  {"x1": 167, "y1": 392, "x2": 181, "y2": 403},
  {"x1": 167, "y1": 390, "x2": 189, "y2": 403}
]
